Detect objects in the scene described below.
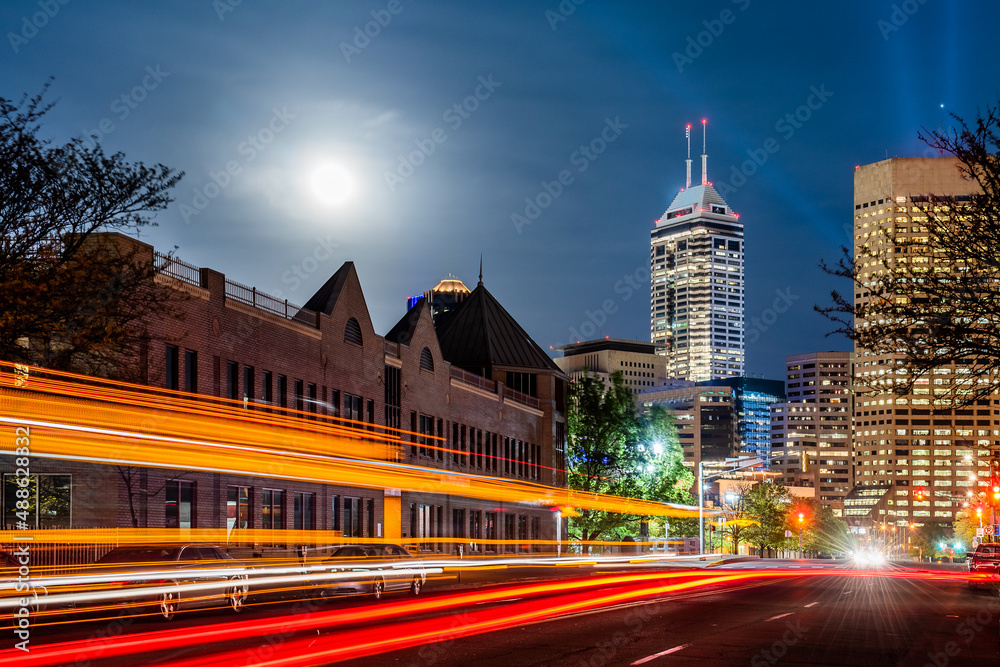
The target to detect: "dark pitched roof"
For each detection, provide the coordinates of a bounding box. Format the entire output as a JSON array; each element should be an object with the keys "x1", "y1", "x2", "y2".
[
  {"x1": 303, "y1": 262, "x2": 354, "y2": 316},
  {"x1": 385, "y1": 297, "x2": 426, "y2": 346},
  {"x1": 435, "y1": 283, "x2": 559, "y2": 373}
]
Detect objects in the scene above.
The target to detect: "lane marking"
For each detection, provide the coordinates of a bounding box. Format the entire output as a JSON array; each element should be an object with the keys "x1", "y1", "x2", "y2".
[
  {"x1": 631, "y1": 644, "x2": 691, "y2": 665},
  {"x1": 804, "y1": 602, "x2": 819, "y2": 608},
  {"x1": 765, "y1": 612, "x2": 795, "y2": 621}
]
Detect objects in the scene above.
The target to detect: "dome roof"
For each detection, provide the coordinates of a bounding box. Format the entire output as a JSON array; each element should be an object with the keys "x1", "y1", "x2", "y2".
[{"x1": 432, "y1": 274, "x2": 471, "y2": 294}]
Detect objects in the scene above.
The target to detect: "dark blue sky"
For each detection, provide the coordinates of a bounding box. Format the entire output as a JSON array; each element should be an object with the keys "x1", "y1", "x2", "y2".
[{"x1": 3, "y1": 1, "x2": 998, "y2": 379}]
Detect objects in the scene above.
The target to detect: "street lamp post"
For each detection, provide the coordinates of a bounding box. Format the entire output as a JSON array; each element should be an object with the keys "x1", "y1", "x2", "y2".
[{"x1": 797, "y1": 512, "x2": 804, "y2": 559}]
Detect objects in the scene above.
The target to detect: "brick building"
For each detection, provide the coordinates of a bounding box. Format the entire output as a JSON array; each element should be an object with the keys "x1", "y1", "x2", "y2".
[{"x1": 2, "y1": 234, "x2": 568, "y2": 555}]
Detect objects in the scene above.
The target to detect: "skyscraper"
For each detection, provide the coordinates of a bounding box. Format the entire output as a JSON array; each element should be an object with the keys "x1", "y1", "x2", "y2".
[
  {"x1": 651, "y1": 121, "x2": 745, "y2": 381},
  {"x1": 850, "y1": 157, "x2": 992, "y2": 528}
]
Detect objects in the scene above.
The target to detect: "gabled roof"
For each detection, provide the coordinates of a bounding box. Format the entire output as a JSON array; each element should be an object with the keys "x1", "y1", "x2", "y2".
[
  {"x1": 435, "y1": 282, "x2": 560, "y2": 374},
  {"x1": 303, "y1": 262, "x2": 355, "y2": 315},
  {"x1": 385, "y1": 297, "x2": 426, "y2": 345},
  {"x1": 660, "y1": 184, "x2": 733, "y2": 220}
]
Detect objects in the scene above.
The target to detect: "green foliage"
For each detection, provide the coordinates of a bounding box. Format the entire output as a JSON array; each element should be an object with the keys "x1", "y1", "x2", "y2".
[
  {"x1": 566, "y1": 371, "x2": 692, "y2": 546},
  {"x1": 909, "y1": 522, "x2": 954, "y2": 559},
  {"x1": 790, "y1": 498, "x2": 851, "y2": 556},
  {"x1": 742, "y1": 483, "x2": 791, "y2": 557}
]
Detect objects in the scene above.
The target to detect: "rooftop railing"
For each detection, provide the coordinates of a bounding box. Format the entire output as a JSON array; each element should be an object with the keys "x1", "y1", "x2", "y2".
[{"x1": 225, "y1": 278, "x2": 319, "y2": 328}]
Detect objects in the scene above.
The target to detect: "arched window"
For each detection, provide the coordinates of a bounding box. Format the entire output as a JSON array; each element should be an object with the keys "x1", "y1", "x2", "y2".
[
  {"x1": 419, "y1": 347, "x2": 434, "y2": 372},
  {"x1": 344, "y1": 317, "x2": 363, "y2": 345}
]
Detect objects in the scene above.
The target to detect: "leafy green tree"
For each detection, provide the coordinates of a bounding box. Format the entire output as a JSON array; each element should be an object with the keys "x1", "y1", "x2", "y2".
[
  {"x1": 0, "y1": 83, "x2": 183, "y2": 380},
  {"x1": 743, "y1": 482, "x2": 791, "y2": 557},
  {"x1": 909, "y1": 522, "x2": 953, "y2": 560},
  {"x1": 567, "y1": 371, "x2": 643, "y2": 547},
  {"x1": 566, "y1": 372, "x2": 691, "y2": 549}
]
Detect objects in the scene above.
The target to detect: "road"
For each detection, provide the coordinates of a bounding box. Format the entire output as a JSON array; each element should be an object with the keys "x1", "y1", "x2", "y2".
[
  {"x1": 7, "y1": 559, "x2": 1000, "y2": 666},
  {"x1": 360, "y1": 560, "x2": 1000, "y2": 667}
]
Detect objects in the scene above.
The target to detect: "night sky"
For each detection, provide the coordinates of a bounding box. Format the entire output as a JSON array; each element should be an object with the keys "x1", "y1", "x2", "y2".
[{"x1": 3, "y1": 1, "x2": 998, "y2": 380}]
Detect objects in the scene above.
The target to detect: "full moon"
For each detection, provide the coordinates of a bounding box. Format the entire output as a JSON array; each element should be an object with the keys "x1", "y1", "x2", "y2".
[{"x1": 309, "y1": 162, "x2": 354, "y2": 206}]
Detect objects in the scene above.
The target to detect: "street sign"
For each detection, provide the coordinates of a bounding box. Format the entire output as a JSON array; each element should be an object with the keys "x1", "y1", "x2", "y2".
[
  {"x1": 784, "y1": 530, "x2": 792, "y2": 538},
  {"x1": 977, "y1": 527, "x2": 984, "y2": 537}
]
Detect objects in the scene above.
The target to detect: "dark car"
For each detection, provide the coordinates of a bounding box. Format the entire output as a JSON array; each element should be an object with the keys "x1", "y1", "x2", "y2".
[
  {"x1": 968, "y1": 543, "x2": 1000, "y2": 590},
  {"x1": 87, "y1": 544, "x2": 250, "y2": 620},
  {"x1": 313, "y1": 544, "x2": 426, "y2": 600}
]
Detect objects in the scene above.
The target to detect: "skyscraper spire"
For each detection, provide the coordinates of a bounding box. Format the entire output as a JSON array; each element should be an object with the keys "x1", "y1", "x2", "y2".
[
  {"x1": 701, "y1": 118, "x2": 708, "y2": 185},
  {"x1": 478, "y1": 254, "x2": 483, "y2": 286},
  {"x1": 685, "y1": 124, "x2": 692, "y2": 189}
]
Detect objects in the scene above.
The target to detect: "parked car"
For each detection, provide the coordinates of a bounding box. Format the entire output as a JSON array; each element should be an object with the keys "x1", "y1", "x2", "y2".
[
  {"x1": 313, "y1": 544, "x2": 426, "y2": 600},
  {"x1": 0, "y1": 549, "x2": 48, "y2": 627},
  {"x1": 967, "y1": 543, "x2": 1000, "y2": 590},
  {"x1": 87, "y1": 544, "x2": 250, "y2": 620}
]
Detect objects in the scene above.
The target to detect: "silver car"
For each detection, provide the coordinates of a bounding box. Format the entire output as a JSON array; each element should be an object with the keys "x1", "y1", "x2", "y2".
[
  {"x1": 90, "y1": 544, "x2": 250, "y2": 620},
  {"x1": 316, "y1": 544, "x2": 426, "y2": 600}
]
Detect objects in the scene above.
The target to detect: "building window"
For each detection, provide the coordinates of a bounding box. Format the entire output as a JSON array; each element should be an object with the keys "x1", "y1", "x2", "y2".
[
  {"x1": 505, "y1": 372, "x2": 537, "y2": 397},
  {"x1": 344, "y1": 394, "x2": 362, "y2": 422},
  {"x1": 452, "y1": 508, "x2": 465, "y2": 539},
  {"x1": 165, "y1": 480, "x2": 195, "y2": 529},
  {"x1": 243, "y1": 366, "x2": 255, "y2": 405},
  {"x1": 294, "y1": 492, "x2": 315, "y2": 530},
  {"x1": 344, "y1": 497, "x2": 361, "y2": 537},
  {"x1": 226, "y1": 486, "x2": 251, "y2": 531},
  {"x1": 184, "y1": 350, "x2": 197, "y2": 393},
  {"x1": 166, "y1": 345, "x2": 179, "y2": 390},
  {"x1": 294, "y1": 380, "x2": 304, "y2": 412},
  {"x1": 307, "y1": 383, "x2": 317, "y2": 416},
  {"x1": 263, "y1": 371, "x2": 273, "y2": 406},
  {"x1": 366, "y1": 498, "x2": 375, "y2": 537},
  {"x1": 262, "y1": 489, "x2": 284, "y2": 530},
  {"x1": 384, "y1": 365, "x2": 401, "y2": 430},
  {"x1": 469, "y1": 510, "x2": 482, "y2": 551},
  {"x1": 3, "y1": 474, "x2": 72, "y2": 529},
  {"x1": 277, "y1": 375, "x2": 287, "y2": 408},
  {"x1": 344, "y1": 317, "x2": 363, "y2": 345},
  {"x1": 227, "y1": 362, "x2": 239, "y2": 400},
  {"x1": 485, "y1": 511, "x2": 497, "y2": 550},
  {"x1": 331, "y1": 495, "x2": 341, "y2": 532},
  {"x1": 419, "y1": 347, "x2": 434, "y2": 372}
]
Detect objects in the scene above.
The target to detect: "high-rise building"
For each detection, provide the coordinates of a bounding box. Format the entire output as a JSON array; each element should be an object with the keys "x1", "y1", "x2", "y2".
[
  {"x1": 553, "y1": 338, "x2": 667, "y2": 393},
  {"x1": 770, "y1": 351, "x2": 853, "y2": 515},
  {"x1": 850, "y1": 157, "x2": 992, "y2": 528},
  {"x1": 639, "y1": 376, "x2": 781, "y2": 470},
  {"x1": 406, "y1": 274, "x2": 471, "y2": 323},
  {"x1": 651, "y1": 121, "x2": 744, "y2": 381}
]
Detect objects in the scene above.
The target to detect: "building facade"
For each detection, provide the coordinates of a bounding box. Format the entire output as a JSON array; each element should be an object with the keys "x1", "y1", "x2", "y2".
[
  {"x1": 650, "y1": 149, "x2": 745, "y2": 381},
  {"x1": 0, "y1": 235, "x2": 568, "y2": 556},
  {"x1": 770, "y1": 351, "x2": 853, "y2": 515},
  {"x1": 851, "y1": 157, "x2": 994, "y2": 528},
  {"x1": 553, "y1": 338, "x2": 667, "y2": 393}
]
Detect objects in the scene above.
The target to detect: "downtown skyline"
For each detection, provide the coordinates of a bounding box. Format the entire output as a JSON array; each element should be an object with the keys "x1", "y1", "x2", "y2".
[{"x1": 2, "y1": 1, "x2": 999, "y2": 380}]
